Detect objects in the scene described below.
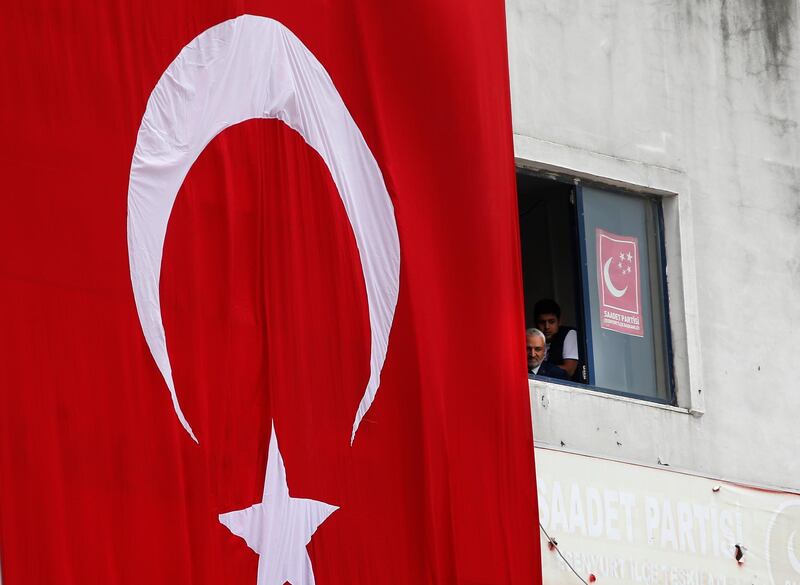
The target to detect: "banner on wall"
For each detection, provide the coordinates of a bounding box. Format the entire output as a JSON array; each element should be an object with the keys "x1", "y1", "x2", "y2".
[
  {"x1": 596, "y1": 229, "x2": 644, "y2": 337},
  {"x1": 536, "y1": 447, "x2": 800, "y2": 585},
  {"x1": 0, "y1": 2, "x2": 540, "y2": 584}
]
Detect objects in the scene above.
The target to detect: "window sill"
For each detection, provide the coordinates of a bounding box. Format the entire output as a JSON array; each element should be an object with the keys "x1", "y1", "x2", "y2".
[{"x1": 528, "y1": 376, "x2": 701, "y2": 417}]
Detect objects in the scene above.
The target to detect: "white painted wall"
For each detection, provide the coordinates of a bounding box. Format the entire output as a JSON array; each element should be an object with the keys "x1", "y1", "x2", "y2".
[{"x1": 507, "y1": 0, "x2": 800, "y2": 491}]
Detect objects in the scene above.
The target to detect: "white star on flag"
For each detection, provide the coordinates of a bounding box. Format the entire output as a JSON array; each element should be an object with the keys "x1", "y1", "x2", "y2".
[{"x1": 219, "y1": 423, "x2": 338, "y2": 585}]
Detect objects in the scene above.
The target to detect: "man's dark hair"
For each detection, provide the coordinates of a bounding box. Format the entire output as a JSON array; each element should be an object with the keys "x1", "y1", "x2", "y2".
[{"x1": 533, "y1": 298, "x2": 561, "y2": 320}]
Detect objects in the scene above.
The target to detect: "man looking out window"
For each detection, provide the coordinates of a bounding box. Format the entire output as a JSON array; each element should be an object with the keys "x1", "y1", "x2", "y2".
[
  {"x1": 534, "y1": 299, "x2": 579, "y2": 380},
  {"x1": 527, "y1": 328, "x2": 568, "y2": 379}
]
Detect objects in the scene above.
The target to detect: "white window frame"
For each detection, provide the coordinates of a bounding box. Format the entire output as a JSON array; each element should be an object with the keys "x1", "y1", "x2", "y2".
[{"x1": 515, "y1": 134, "x2": 704, "y2": 416}]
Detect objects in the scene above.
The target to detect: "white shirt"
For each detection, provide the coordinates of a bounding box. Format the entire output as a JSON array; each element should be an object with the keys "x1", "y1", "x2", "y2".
[{"x1": 545, "y1": 329, "x2": 579, "y2": 361}]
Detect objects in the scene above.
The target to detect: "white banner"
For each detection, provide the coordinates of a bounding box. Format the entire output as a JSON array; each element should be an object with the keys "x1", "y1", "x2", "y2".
[{"x1": 536, "y1": 448, "x2": 800, "y2": 585}]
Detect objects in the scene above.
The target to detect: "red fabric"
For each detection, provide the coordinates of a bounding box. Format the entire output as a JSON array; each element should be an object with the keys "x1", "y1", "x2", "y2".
[{"x1": 0, "y1": 2, "x2": 541, "y2": 584}]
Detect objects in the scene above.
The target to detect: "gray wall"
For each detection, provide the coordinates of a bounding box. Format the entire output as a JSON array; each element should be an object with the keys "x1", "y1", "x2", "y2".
[{"x1": 508, "y1": 0, "x2": 800, "y2": 490}]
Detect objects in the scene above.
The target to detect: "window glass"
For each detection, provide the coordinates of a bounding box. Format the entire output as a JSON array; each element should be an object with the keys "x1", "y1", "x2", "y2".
[{"x1": 581, "y1": 185, "x2": 671, "y2": 400}]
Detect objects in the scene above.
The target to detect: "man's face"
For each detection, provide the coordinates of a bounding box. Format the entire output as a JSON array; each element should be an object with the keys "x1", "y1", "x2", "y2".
[
  {"x1": 536, "y1": 313, "x2": 560, "y2": 341},
  {"x1": 526, "y1": 335, "x2": 545, "y2": 369}
]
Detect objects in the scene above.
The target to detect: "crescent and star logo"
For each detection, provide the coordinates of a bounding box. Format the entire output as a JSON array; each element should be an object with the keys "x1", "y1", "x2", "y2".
[
  {"x1": 596, "y1": 228, "x2": 643, "y2": 337},
  {"x1": 127, "y1": 15, "x2": 400, "y2": 585}
]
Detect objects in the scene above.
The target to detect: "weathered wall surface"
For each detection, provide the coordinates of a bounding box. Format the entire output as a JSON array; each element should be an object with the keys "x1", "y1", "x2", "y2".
[{"x1": 508, "y1": 0, "x2": 800, "y2": 490}]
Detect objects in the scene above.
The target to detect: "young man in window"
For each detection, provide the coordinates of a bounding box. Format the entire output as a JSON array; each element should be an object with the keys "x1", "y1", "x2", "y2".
[{"x1": 534, "y1": 299, "x2": 580, "y2": 381}]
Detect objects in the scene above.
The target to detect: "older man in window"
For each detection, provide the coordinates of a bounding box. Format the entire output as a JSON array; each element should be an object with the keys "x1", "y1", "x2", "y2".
[{"x1": 526, "y1": 328, "x2": 567, "y2": 379}]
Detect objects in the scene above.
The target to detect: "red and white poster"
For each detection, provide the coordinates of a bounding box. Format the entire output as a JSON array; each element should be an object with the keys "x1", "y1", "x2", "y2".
[
  {"x1": 596, "y1": 228, "x2": 644, "y2": 337},
  {"x1": 0, "y1": 2, "x2": 541, "y2": 584}
]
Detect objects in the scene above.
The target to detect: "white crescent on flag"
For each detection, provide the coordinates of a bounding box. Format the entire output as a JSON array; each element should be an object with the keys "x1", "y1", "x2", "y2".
[
  {"x1": 602, "y1": 257, "x2": 628, "y2": 298},
  {"x1": 127, "y1": 15, "x2": 400, "y2": 444}
]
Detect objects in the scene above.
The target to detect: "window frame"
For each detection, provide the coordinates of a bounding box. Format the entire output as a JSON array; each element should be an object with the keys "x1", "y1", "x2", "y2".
[
  {"x1": 575, "y1": 181, "x2": 676, "y2": 405},
  {"x1": 519, "y1": 169, "x2": 677, "y2": 405}
]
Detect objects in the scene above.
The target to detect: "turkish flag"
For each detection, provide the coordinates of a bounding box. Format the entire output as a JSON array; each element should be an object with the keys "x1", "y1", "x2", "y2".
[{"x1": 0, "y1": 2, "x2": 541, "y2": 584}]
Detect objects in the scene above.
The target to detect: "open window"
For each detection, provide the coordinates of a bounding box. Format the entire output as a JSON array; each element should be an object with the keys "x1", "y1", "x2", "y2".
[{"x1": 518, "y1": 169, "x2": 674, "y2": 404}]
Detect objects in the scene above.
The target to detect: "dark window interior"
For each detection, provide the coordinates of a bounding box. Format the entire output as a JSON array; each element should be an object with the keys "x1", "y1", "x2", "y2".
[{"x1": 517, "y1": 172, "x2": 583, "y2": 346}]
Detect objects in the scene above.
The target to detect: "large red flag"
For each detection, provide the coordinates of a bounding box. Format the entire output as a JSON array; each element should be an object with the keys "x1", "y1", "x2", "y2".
[{"x1": 0, "y1": 2, "x2": 541, "y2": 584}]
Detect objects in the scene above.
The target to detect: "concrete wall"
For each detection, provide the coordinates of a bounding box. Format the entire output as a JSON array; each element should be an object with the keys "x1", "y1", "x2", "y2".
[{"x1": 507, "y1": 0, "x2": 800, "y2": 491}]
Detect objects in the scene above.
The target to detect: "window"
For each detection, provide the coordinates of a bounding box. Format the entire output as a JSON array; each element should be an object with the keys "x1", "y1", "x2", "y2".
[{"x1": 518, "y1": 169, "x2": 674, "y2": 404}]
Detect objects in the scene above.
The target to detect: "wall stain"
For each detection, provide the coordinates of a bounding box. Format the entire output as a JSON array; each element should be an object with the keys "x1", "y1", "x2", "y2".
[
  {"x1": 720, "y1": 0, "x2": 732, "y2": 46},
  {"x1": 719, "y1": 0, "x2": 796, "y2": 79},
  {"x1": 762, "y1": 0, "x2": 795, "y2": 73},
  {"x1": 790, "y1": 186, "x2": 800, "y2": 227},
  {"x1": 768, "y1": 113, "x2": 799, "y2": 137}
]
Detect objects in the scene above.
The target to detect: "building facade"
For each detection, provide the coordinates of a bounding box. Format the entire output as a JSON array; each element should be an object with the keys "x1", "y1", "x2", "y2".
[{"x1": 508, "y1": 1, "x2": 800, "y2": 582}]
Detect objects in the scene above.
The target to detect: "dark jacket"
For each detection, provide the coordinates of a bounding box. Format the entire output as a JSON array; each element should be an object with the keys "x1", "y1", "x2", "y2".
[
  {"x1": 530, "y1": 362, "x2": 568, "y2": 380},
  {"x1": 546, "y1": 326, "x2": 575, "y2": 365}
]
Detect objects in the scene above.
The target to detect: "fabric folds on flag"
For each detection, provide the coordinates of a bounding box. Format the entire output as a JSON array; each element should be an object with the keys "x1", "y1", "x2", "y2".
[{"x1": 0, "y1": 1, "x2": 541, "y2": 583}]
